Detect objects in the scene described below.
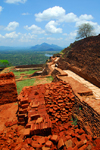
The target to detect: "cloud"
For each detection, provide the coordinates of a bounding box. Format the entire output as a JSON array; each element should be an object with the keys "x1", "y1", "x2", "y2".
[
  {"x1": 0, "y1": 34, "x2": 4, "y2": 38},
  {"x1": 0, "y1": 6, "x2": 3, "y2": 12},
  {"x1": 47, "y1": 37, "x2": 56, "y2": 40},
  {"x1": 45, "y1": 20, "x2": 62, "y2": 34},
  {"x1": 47, "y1": 37, "x2": 63, "y2": 41},
  {"x1": 5, "y1": 21, "x2": 19, "y2": 31},
  {"x1": 20, "y1": 33, "x2": 37, "y2": 42},
  {"x1": 75, "y1": 20, "x2": 100, "y2": 35},
  {"x1": 58, "y1": 12, "x2": 78, "y2": 22},
  {"x1": 79, "y1": 14, "x2": 93, "y2": 20},
  {"x1": 5, "y1": 0, "x2": 27, "y2": 4},
  {"x1": 35, "y1": 6, "x2": 94, "y2": 28},
  {"x1": 24, "y1": 24, "x2": 45, "y2": 34},
  {"x1": 65, "y1": 30, "x2": 77, "y2": 40},
  {"x1": 35, "y1": 6, "x2": 65, "y2": 22},
  {"x1": 0, "y1": 26, "x2": 4, "y2": 30},
  {"x1": 22, "y1": 12, "x2": 30, "y2": 15},
  {"x1": 5, "y1": 32, "x2": 19, "y2": 38}
]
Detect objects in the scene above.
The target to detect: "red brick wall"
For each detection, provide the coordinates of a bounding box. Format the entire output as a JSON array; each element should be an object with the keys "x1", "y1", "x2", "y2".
[{"x1": 0, "y1": 72, "x2": 18, "y2": 105}]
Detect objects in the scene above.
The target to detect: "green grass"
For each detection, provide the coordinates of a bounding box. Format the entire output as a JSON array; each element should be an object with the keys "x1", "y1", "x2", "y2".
[
  {"x1": 71, "y1": 117, "x2": 78, "y2": 126},
  {"x1": 46, "y1": 76, "x2": 53, "y2": 81},
  {"x1": 12, "y1": 69, "x2": 38, "y2": 79},
  {"x1": 16, "y1": 78, "x2": 36, "y2": 94}
]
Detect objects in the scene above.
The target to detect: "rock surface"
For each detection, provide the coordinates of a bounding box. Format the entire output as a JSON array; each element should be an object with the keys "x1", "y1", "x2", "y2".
[{"x1": 57, "y1": 34, "x2": 100, "y2": 85}]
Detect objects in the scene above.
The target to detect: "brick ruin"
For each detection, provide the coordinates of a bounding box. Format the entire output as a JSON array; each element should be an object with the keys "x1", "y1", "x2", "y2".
[
  {"x1": 17, "y1": 82, "x2": 74, "y2": 136},
  {"x1": 0, "y1": 71, "x2": 100, "y2": 149},
  {"x1": 0, "y1": 72, "x2": 18, "y2": 105},
  {"x1": 16, "y1": 81, "x2": 100, "y2": 149}
]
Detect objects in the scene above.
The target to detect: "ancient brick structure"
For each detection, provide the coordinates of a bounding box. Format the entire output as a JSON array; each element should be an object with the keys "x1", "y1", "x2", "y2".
[
  {"x1": 17, "y1": 81, "x2": 75, "y2": 136},
  {"x1": 0, "y1": 80, "x2": 100, "y2": 149},
  {"x1": 0, "y1": 72, "x2": 18, "y2": 105},
  {"x1": 18, "y1": 84, "x2": 52, "y2": 136}
]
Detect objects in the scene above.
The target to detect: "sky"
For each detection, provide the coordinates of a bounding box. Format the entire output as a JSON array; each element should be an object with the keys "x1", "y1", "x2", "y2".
[{"x1": 0, "y1": 0, "x2": 100, "y2": 47}]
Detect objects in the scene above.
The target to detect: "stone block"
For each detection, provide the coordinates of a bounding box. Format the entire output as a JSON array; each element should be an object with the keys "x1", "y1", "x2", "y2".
[
  {"x1": 36, "y1": 117, "x2": 43, "y2": 124},
  {"x1": 58, "y1": 138, "x2": 64, "y2": 149},
  {"x1": 21, "y1": 104, "x2": 29, "y2": 109},
  {"x1": 50, "y1": 135, "x2": 58, "y2": 143},
  {"x1": 45, "y1": 140, "x2": 52, "y2": 147},
  {"x1": 65, "y1": 139, "x2": 73, "y2": 148},
  {"x1": 23, "y1": 128, "x2": 30, "y2": 136}
]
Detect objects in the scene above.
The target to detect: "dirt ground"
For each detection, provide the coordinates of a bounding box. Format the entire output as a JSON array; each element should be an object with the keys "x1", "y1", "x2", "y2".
[{"x1": 0, "y1": 102, "x2": 18, "y2": 132}]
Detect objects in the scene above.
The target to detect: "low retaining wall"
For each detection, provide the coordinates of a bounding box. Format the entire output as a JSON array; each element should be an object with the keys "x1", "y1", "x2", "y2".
[
  {"x1": 72, "y1": 95, "x2": 100, "y2": 137},
  {"x1": 58, "y1": 60, "x2": 100, "y2": 88},
  {"x1": 0, "y1": 72, "x2": 18, "y2": 105},
  {"x1": 53, "y1": 74, "x2": 100, "y2": 137},
  {"x1": 68, "y1": 64, "x2": 100, "y2": 88},
  {"x1": 15, "y1": 64, "x2": 44, "y2": 68}
]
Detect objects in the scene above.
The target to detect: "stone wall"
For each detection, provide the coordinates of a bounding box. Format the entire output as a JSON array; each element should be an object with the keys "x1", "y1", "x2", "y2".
[
  {"x1": 0, "y1": 72, "x2": 18, "y2": 105},
  {"x1": 72, "y1": 95, "x2": 100, "y2": 137}
]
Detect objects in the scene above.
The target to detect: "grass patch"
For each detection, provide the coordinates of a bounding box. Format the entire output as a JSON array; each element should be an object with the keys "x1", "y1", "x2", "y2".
[
  {"x1": 16, "y1": 78, "x2": 36, "y2": 94},
  {"x1": 71, "y1": 117, "x2": 78, "y2": 126},
  {"x1": 46, "y1": 76, "x2": 53, "y2": 82},
  {"x1": 12, "y1": 69, "x2": 38, "y2": 79}
]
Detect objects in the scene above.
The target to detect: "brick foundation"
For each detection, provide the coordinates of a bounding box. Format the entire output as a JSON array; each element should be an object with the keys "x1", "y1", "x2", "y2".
[{"x1": 0, "y1": 72, "x2": 18, "y2": 105}]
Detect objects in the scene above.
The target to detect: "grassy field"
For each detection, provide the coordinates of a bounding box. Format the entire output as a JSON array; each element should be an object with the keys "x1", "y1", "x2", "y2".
[
  {"x1": 0, "y1": 67, "x2": 54, "y2": 94},
  {"x1": 16, "y1": 78, "x2": 36, "y2": 94},
  {"x1": 16, "y1": 75, "x2": 53, "y2": 94},
  {"x1": 12, "y1": 69, "x2": 39, "y2": 79}
]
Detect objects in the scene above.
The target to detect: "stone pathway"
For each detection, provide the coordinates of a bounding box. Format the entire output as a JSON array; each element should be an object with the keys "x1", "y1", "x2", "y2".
[{"x1": 64, "y1": 70, "x2": 100, "y2": 100}]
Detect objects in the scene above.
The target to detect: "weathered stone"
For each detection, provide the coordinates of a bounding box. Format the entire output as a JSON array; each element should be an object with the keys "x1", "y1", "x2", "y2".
[
  {"x1": 65, "y1": 139, "x2": 72, "y2": 148},
  {"x1": 58, "y1": 138, "x2": 64, "y2": 149}
]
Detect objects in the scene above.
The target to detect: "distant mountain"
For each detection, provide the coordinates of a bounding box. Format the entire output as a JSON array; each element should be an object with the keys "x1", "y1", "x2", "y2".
[{"x1": 30, "y1": 43, "x2": 63, "y2": 51}]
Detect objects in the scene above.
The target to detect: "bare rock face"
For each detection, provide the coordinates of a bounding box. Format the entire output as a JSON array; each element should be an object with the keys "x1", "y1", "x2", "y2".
[
  {"x1": 58, "y1": 34, "x2": 100, "y2": 85},
  {"x1": 0, "y1": 72, "x2": 18, "y2": 105}
]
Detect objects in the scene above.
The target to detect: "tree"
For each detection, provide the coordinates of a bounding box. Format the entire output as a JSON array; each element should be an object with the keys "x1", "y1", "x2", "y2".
[
  {"x1": 76, "y1": 23, "x2": 95, "y2": 39},
  {"x1": 0, "y1": 60, "x2": 9, "y2": 67}
]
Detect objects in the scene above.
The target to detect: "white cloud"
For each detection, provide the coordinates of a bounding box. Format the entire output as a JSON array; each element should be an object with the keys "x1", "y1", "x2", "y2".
[
  {"x1": 0, "y1": 6, "x2": 3, "y2": 12},
  {"x1": 5, "y1": 0, "x2": 27, "y2": 4},
  {"x1": 20, "y1": 33, "x2": 37, "y2": 42},
  {"x1": 24, "y1": 24, "x2": 45, "y2": 34},
  {"x1": 75, "y1": 20, "x2": 100, "y2": 35},
  {"x1": 65, "y1": 30, "x2": 77, "y2": 40},
  {"x1": 35, "y1": 6, "x2": 65, "y2": 22},
  {"x1": 45, "y1": 20, "x2": 62, "y2": 34},
  {"x1": 22, "y1": 12, "x2": 30, "y2": 15},
  {"x1": 57, "y1": 38, "x2": 63, "y2": 40},
  {"x1": 79, "y1": 14, "x2": 93, "y2": 20},
  {"x1": 35, "y1": 6, "x2": 94, "y2": 27},
  {"x1": 5, "y1": 32, "x2": 19, "y2": 38},
  {"x1": 69, "y1": 31, "x2": 77, "y2": 37},
  {"x1": 47, "y1": 37, "x2": 63, "y2": 41},
  {"x1": 5, "y1": 21, "x2": 19, "y2": 31},
  {"x1": 47, "y1": 37, "x2": 56, "y2": 40},
  {"x1": 59, "y1": 12, "x2": 78, "y2": 22},
  {"x1": 0, "y1": 34, "x2": 4, "y2": 38}
]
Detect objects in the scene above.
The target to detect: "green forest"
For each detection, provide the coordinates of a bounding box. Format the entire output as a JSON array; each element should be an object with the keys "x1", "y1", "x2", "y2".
[{"x1": 0, "y1": 50, "x2": 60, "y2": 67}]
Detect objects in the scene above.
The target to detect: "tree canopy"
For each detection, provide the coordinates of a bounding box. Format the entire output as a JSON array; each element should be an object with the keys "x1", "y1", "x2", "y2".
[
  {"x1": 0, "y1": 60, "x2": 9, "y2": 67},
  {"x1": 76, "y1": 23, "x2": 95, "y2": 39}
]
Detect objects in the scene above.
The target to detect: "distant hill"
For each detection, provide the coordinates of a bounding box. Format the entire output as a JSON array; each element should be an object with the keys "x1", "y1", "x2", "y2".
[{"x1": 30, "y1": 43, "x2": 63, "y2": 51}]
